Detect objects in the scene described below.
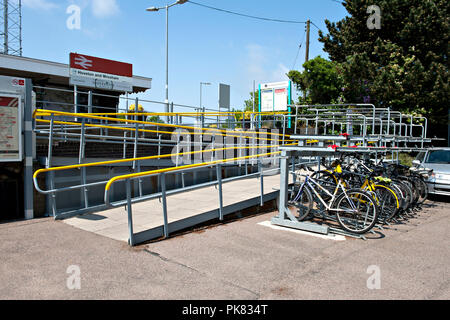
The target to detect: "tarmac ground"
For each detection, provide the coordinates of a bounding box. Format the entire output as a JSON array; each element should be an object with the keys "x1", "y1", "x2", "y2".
[{"x1": 0, "y1": 195, "x2": 449, "y2": 300}]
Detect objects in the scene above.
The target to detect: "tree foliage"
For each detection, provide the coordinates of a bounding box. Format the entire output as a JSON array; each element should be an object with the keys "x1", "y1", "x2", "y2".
[
  {"x1": 147, "y1": 115, "x2": 165, "y2": 123},
  {"x1": 287, "y1": 56, "x2": 344, "y2": 104},
  {"x1": 318, "y1": 0, "x2": 449, "y2": 137}
]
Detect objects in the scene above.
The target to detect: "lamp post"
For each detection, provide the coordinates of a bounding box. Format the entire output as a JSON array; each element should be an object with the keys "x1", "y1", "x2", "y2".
[
  {"x1": 200, "y1": 82, "x2": 211, "y2": 127},
  {"x1": 146, "y1": 0, "x2": 187, "y2": 124}
]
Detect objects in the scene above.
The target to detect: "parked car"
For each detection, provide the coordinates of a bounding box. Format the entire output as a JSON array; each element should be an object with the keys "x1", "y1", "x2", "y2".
[{"x1": 413, "y1": 148, "x2": 450, "y2": 196}]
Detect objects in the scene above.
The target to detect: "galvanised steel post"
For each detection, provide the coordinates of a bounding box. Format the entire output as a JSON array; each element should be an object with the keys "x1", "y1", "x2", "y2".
[
  {"x1": 158, "y1": 133, "x2": 161, "y2": 156},
  {"x1": 278, "y1": 150, "x2": 289, "y2": 220},
  {"x1": 387, "y1": 108, "x2": 391, "y2": 136},
  {"x1": 148, "y1": 1, "x2": 188, "y2": 124},
  {"x1": 161, "y1": 172, "x2": 169, "y2": 238},
  {"x1": 126, "y1": 179, "x2": 135, "y2": 246},
  {"x1": 47, "y1": 113, "x2": 57, "y2": 217},
  {"x1": 216, "y1": 164, "x2": 223, "y2": 221},
  {"x1": 122, "y1": 131, "x2": 127, "y2": 159},
  {"x1": 132, "y1": 97, "x2": 139, "y2": 170},
  {"x1": 88, "y1": 90, "x2": 92, "y2": 119},
  {"x1": 238, "y1": 133, "x2": 242, "y2": 168},
  {"x1": 164, "y1": 5, "x2": 169, "y2": 124},
  {"x1": 176, "y1": 131, "x2": 180, "y2": 166},
  {"x1": 74, "y1": 85, "x2": 78, "y2": 119},
  {"x1": 259, "y1": 159, "x2": 264, "y2": 207},
  {"x1": 24, "y1": 79, "x2": 34, "y2": 219},
  {"x1": 79, "y1": 118, "x2": 88, "y2": 209}
]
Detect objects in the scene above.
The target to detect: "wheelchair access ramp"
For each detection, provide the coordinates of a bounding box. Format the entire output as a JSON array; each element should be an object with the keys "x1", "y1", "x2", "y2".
[{"x1": 63, "y1": 172, "x2": 288, "y2": 245}]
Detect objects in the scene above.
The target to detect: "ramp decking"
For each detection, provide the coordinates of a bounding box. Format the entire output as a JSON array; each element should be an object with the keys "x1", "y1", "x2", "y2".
[{"x1": 63, "y1": 173, "x2": 290, "y2": 244}]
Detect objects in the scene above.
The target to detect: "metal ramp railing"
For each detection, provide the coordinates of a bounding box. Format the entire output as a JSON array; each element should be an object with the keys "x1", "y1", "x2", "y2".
[{"x1": 31, "y1": 95, "x2": 442, "y2": 244}]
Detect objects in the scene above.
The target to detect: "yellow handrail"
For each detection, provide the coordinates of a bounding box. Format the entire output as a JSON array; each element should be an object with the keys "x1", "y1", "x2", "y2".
[
  {"x1": 104, "y1": 150, "x2": 282, "y2": 191},
  {"x1": 35, "y1": 118, "x2": 295, "y2": 143},
  {"x1": 34, "y1": 143, "x2": 296, "y2": 180},
  {"x1": 33, "y1": 109, "x2": 294, "y2": 139},
  {"x1": 84, "y1": 111, "x2": 289, "y2": 117}
]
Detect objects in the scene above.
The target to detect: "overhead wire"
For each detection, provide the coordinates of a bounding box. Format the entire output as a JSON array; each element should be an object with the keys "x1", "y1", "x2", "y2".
[
  {"x1": 187, "y1": 1, "x2": 307, "y2": 24},
  {"x1": 291, "y1": 29, "x2": 307, "y2": 70}
]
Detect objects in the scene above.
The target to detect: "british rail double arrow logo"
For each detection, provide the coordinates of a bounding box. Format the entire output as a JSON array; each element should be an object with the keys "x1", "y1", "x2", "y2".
[{"x1": 73, "y1": 55, "x2": 93, "y2": 70}]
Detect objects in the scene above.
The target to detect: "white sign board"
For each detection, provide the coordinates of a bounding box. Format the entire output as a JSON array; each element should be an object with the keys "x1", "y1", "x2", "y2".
[
  {"x1": 0, "y1": 95, "x2": 22, "y2": 161},
  {"x1": 274, "y1": 88, "x2": 288, "y2": 111},
  {"x1": 259, "y1": 81, "x2": 291, "y2": 112},
  {"x1": 69, "y1": 68, "x2": 133, "y2": 92},
  {"x1": 260, "y1": 89, "x2": 273, "y2": 112}
]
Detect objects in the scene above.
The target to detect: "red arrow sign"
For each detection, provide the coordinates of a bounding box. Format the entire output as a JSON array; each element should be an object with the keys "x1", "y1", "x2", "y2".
[{"x1": 70, "y1": 53, "x2": 132, "y2": 77}]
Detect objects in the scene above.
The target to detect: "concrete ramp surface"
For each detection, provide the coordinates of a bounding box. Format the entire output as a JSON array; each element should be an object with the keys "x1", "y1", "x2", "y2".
[{"x1": 63, "y1": 173, "x2": 286, "y2": 244}]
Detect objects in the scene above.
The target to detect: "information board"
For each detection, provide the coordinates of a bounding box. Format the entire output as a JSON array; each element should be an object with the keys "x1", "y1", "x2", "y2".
[
  {"x1": 259, "y1": 81, "x2": 291, "y2": 112},
  {"x1": 0, "y1": 95, "x2": 21, "y2": 161}
]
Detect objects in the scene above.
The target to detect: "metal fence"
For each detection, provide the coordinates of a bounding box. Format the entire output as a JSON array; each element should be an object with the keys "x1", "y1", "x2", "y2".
[{"x1": 30, "y1": 85, "x2": 439, "y2": 245}]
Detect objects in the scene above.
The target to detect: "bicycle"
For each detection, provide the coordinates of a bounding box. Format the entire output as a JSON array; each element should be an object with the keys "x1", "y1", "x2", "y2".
[{"x1": 288, "y1": 167, "x2": 379, "y2": 234}]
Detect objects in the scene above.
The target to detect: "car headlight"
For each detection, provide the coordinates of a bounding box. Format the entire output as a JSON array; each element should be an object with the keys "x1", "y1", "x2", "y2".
[{"x1": 428, "y1": 172, "x2": 436, "y2": 182}]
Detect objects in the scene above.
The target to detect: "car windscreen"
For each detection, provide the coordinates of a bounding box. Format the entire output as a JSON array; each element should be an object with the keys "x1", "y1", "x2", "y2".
[
  {"x1": 425, "y1": 150, "x2": 450, "y2": 164},
  {"x1": 416, "y1": 152, "x2": 426, "y2": 162}
]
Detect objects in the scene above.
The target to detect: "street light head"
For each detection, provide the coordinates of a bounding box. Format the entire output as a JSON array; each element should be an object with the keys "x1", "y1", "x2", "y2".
[
  {"x1": 177, "y1": 0, "x2": 188, "y2": 4},
  {"x1": 146, "y1": 6, "x2": 159, "y2": 12}
]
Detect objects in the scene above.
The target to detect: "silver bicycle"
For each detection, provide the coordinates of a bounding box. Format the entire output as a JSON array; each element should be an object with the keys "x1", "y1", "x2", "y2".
[{"x1": 288, "y1": 171, "x2": 379, "y2": 234}]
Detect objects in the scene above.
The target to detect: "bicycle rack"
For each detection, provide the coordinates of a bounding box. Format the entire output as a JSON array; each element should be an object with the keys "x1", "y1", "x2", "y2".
[{"x1": 272, "y1": 132, "x2": 417, "y2": 240}]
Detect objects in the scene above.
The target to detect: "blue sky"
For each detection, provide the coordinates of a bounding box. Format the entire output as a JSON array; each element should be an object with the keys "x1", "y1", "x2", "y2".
[{"x1": 20, "y1": 0, "x2": 348, "y2": 113}]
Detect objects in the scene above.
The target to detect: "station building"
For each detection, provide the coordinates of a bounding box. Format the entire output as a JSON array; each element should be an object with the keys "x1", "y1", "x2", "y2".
[{"x1": 0, "y1": 53, "x2": 152, "y2": 221}]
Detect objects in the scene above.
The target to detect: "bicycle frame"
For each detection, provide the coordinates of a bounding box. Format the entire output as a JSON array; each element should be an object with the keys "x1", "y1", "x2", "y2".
[{"x1": 296, "y1": 175, "x2": 358, "y2": 213}]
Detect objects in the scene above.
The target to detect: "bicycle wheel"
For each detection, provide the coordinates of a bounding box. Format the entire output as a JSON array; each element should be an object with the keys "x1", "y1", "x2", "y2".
[
  {"x1": 288, "y1": 183, "x2": 313, "y2": 221},
  {"x1": 334, "y1": 189, "x2": 378, "y2": 234},
  {"x1": 372, "y1": 185, "x2": 400, "y2": 222},
  {"x1": 389, "y1": 182, "x2": 408, "y2": 214},
  {"x1": 400, "y1": 177, "x2": 419, "y2": 206},
  {"x1": 413, "y1": 176, "x2": 428, "y2": 204},
  {"x1": 393, "y1": 179, "x2": 413, "y2": 209}
]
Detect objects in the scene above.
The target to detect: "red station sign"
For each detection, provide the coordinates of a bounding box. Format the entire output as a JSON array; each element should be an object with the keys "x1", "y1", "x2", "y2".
[{"x1": 69, "y1": 53, "x2": 133, "y2": 77}]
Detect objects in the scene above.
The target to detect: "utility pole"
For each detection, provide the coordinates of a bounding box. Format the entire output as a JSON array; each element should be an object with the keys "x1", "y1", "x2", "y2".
[
  {"x1": 305, "y1": 19, "x2": 310, "y2": 63},
  {"x1": 302, "y1": 19, "x2": 311, "y2": 102},
  {"x1": 252, "y1": 80, "x2": 256, "y2": 129}
]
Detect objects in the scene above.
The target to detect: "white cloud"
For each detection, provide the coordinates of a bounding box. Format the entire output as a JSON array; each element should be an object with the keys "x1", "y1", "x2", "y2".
[
  {"x1": 91, "y1": 0, "x2": 119, "y2": 18},
  {"x1": 245, "y1": 44, "x2": 268, "y2": 81},
  {"x1": 271, "y1": 63, "x2": 289, "y2": 81},
  {"x1": 244, "y1": 44, "x2": 289, "y2": 83},
  {"x1": 20, "y1": 0, "x2": 58, "y2": 10}
]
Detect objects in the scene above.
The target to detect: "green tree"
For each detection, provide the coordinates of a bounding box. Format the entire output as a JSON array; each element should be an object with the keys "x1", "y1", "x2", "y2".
[
  {"x1": 147, "y1": 115, "x2": 165, "y2": 123},
  {"x1": 244, "y1": 90, "x2": 259, "y2": 112},
  {"x1": 235, "y1": 90, "x2": 259, "y2": 122},
  {"x1": 287, "y1": 56, "x2": 344, "y2": 104},
  {"x1": 318, "y1": 0, "x2": 449, "y2": 138}
]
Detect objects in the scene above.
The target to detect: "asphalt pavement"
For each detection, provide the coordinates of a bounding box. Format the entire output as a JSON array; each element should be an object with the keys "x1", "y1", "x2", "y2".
[{"x1": 0, "y1": 196, "x2": 449, "y2": 300}]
